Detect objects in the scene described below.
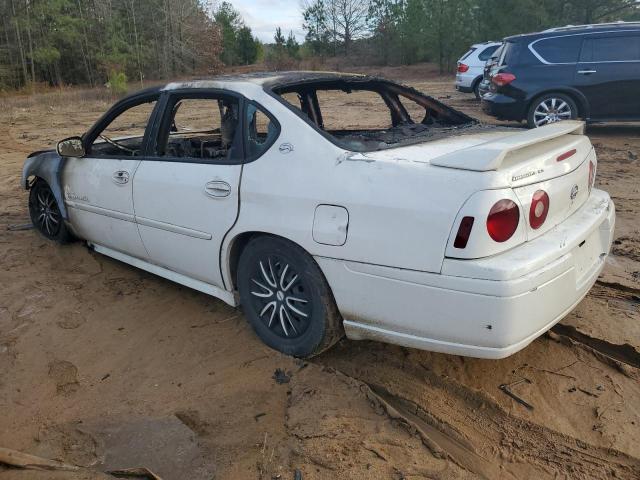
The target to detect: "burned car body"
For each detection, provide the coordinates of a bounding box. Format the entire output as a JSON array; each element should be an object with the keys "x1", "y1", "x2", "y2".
[{"x1": 23, "y1": 72, "x2": 615, "y2": 358}]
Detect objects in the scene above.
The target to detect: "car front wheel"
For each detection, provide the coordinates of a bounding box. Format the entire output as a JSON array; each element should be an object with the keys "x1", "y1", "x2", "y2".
[
  {"x1": 527, "y1": 93, "x2": 578, "y2": 128},
  {"x1": 28, "y1": 179, "x2": 72, "y2": 243},
  {"x1": 237, "y1": 235, "x2": 343, "y2": 357}
]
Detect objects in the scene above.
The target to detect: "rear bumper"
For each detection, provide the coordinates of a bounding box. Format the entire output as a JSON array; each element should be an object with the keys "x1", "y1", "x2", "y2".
[
  {"x1": 317, "y1": 190, "x2": 615, "y2": 359},
  {"x1": 455, "y1": 72, "x2": 479, "y2": 90},
  {"x1": 481, "y1": 92, "x2": 527, "y2": 121}
]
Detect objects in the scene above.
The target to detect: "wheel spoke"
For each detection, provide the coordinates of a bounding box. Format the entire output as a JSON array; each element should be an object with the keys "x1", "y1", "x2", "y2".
[
  {"x1": 279, "y1": 305, "x2": 297, "y2": 336},
  {"x1": 37, "y1": 192, "x2": 46, "y2": 207},
  {"x1": 286, "y1": 297, "x2": 308, "y2": 318},
  {"x1": 259, "y1": 301, "x2": 277, "y2": 327},
  {"x1": 251, "y1": 278, "x2": 273, "y2": 298},
  {"x1": 540, "y1": 101, "x2": 549, "y2": 112},
  {"x1": 557, "y1": 101, "x2": 568, "y2": 112},
  {"x1": 280, "y1": 264, "x2": 298, "y2": 292},
  {"x1": 279, "y1": 305, "x2": 290, "y2": 337},
  {"x1": 259, "y1": 260, "x2": 277, "y2": 288},
  {"x1": 558, "y1": 111, "x2": 572, "y2": 117}
]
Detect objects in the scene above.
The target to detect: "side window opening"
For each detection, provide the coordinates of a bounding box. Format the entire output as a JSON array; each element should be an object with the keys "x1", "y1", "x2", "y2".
[
  {"x1": 157, "y1": 95, "x2": 241, "y2": 162},
  {"x1": 460, "y1": 48, "x2": 477, "y2": 61},
  {"x1": 245, "y1": 103, "x2": 278, "y2": 158},
  {"x1": 88, "y1": 97, "x2": 158, "y2": 157},
  {"x1": 581, "y1": 35, "x2": 640, "y2": 62}
]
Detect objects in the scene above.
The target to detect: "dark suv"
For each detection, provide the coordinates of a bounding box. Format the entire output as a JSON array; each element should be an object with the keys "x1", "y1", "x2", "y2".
[{"x1": 482, "y1": 22, "x2": 640, "y2": 128}]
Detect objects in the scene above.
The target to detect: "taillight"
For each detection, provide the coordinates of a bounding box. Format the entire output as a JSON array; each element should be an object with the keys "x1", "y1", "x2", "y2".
[
  {"x1": 457, "y1": 63, "x2": 469, "y2": 73},
  {"x1": 492, "y1": 73, "x2": 516, "y2": 87},
  {"x1": 529, "y1": 190, "x2": 550, "y2": 230},
  {"x1": 454, "y1": 216, "x2": 474, "y2": 249},
  {"x1": 487, "y1": 199, "x2": 520, "y2": 242},
  {"x1": 557, "y1": 149, "x2": 576, "y2": 162},
  {"x1": 588, "y1": 161, "x2": 595, "y2": 194}
]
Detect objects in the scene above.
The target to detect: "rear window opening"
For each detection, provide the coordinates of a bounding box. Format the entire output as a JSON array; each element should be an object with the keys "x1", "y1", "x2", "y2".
[{"x1": 271, "y1": 78, "x2": 477, "y2": 152}]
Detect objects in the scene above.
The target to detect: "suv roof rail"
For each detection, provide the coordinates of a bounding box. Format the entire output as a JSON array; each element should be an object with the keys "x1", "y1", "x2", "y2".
[{"x1": 542, "y1": 21, "x2": 640, "y2": 33}]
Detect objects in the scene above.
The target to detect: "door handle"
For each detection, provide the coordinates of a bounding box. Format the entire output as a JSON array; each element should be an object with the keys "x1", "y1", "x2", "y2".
[
  {"x1": 578, "y1": 70, "x2": 597, "y2": 75},
  {"x1": 112, "y1": 170, "x2": 130, "y2": 184},
  {"x1": 204, "y1": 181, "x2": 231, "y2": 198}
]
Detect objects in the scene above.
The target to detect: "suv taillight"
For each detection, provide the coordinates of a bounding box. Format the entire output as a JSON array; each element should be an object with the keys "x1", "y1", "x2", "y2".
[
  {"x1": 588, "y1": 161, "x2": 595, "y2": 194},
  {"x1": 492, "y1": 73, "x2": 516, "y2": 87},
  {"x1": 457, "y1": 63, "x2": 469, "y2": 73},
  {"x1": 487, "y1": 199, "x2": 520, "y2": 242}
]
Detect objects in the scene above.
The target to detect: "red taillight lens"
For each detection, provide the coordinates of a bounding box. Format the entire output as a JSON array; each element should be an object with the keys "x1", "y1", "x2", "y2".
[
  {"x1": 588, "y1": 161, "x2": 595, "y2": 193},
  {"x1": 529, "y1": 190, "x2": 550, "y2": 230},
  {"x1": 487, "y1": 199, "x2": 520, "y2": 242},
  {"x1": 557, "y1": 149, "x2": 576, "y2": 162},
  {"x1": 454, "y1": 216, "x2": 475, "y2": 249},
  {"x1": 492, "y1": 73, "x2": 516, "y2": 87},
  {"x1": 457, "y1": 63, "x2": 469, "y2": 73}
]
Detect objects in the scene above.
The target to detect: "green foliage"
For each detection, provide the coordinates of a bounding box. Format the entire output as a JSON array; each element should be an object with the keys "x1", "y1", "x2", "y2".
[{"x1": 106, "y1": 70, "x2": 127, "y2": 96}]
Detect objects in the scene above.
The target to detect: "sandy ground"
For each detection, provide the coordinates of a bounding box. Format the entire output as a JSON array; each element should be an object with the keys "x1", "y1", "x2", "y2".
[{"x1": 1, "y1": 66, "x2": 639, "y2": 479}]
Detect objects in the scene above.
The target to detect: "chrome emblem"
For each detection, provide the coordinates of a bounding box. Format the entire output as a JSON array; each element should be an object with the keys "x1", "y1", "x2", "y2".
[{"x1": 570, "y1": 184, "x2": 579, "y2": 200}]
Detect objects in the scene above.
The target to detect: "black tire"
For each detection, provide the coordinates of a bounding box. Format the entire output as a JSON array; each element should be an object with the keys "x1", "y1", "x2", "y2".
[
  {"x1": 29, "y1": 179, "x2": 73, "y2": 243},
  {"x1": 237, "y1": 235, "x2": 343, "y2": 357},
  {"x1": 527, "y1": 93, "x2": 578, "y2": 128},
  {"x1": 473, "y1": 79, "x2": 482, "y2": 100}
]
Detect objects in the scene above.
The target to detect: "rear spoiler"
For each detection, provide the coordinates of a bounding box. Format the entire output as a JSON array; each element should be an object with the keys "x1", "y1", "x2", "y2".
[{"x1": 430, "y1": 120, "x2": 585, "y2": 171}]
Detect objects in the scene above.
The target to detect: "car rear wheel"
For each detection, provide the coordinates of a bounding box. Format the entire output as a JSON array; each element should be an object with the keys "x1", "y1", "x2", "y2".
[
  {"x1": 237, "y1": 235, "x2": 343, "y2": 358},
  {"x1": 28, "y1": 179, "x2": 72, "y2": 243},
  {"x1": 527, "y1": 93, "x2": 577, "y2": 128}
]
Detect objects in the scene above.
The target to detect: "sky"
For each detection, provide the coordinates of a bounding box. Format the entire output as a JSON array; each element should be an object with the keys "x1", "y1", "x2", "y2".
[{"x1": 231, "y1": 0, "x2": 306, "y2": 43}]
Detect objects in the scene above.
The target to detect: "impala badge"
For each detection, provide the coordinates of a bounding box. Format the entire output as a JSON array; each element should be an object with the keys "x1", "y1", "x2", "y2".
[{"x1": 570, "y1": 184, "x2": 579, "y2": 200}]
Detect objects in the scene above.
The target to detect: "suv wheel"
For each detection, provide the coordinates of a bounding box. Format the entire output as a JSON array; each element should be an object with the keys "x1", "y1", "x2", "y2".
[
  {"x1": 237, "y1": 235, "x2": 343, "y2": 357},
  {"x1": 527, "y1": 93, "x2": 577, "y2": 128},
  {"x1": 473, "y1": 79, "x2": 482, "y2": 100},
  {"x1": 29, "y1": 179, "x2": 73, "y2": 243}
]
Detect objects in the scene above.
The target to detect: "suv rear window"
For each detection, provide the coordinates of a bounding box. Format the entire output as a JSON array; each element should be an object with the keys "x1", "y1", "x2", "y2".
[
  {"x1": 478, "y1": 45, "x2": 499, "y2": 61},
  {"x1": 581, "y1": 35, "x2": 640, "y2": 62},
  {"x1": 459, "y1": 48, "x2": 476, "y2": 61},
  {"x1": 531, "y1": 35, "x2": 582, "y2": 63}
]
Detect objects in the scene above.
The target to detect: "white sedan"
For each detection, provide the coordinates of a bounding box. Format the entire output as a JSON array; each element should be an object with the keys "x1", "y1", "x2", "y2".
[{"x1": 22, "y1": 72, "x2": 615, "y2": 358}]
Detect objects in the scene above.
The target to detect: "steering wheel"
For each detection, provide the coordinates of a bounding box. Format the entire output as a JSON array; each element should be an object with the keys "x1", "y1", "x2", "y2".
[{"x1": 99, "y1": 134, "x2": 137, "y2": 155}]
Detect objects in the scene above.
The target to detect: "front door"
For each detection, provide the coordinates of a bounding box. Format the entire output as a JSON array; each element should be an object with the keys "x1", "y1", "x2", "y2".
[
  {"x1": 63, "y1": 93, "x2": 159, "y2": 259},
  {"x1": 132, "y1": 91, "x2": 243, "y2": 288},
  {"x1": 575, "y1": 32, "x2": 640, "y2": 119}
]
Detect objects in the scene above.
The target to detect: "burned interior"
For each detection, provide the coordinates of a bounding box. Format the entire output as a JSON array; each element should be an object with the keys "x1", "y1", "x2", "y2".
[{"x1": 269, "y1": 74, "x2": 477, "y2": 151}]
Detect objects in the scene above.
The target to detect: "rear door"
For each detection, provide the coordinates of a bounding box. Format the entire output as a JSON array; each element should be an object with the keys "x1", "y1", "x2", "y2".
[
  {"x1": 575, "y1": 32, "x2": 640, "y2": 119},
  {"x1": 131, "y1": 90, "x2": 244, "y2": 288}
]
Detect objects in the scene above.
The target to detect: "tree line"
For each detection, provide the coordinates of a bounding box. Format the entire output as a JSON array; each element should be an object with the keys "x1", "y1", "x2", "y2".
[
  {"x1": 303, "y1": 0, "x2": 640, "y2": 72},
  {"x1": 0, "y1": 0, "x2": 262, "y2": 91},
  {"x1": 1, "y1": 0, "x2": 638, "y2": 91}
]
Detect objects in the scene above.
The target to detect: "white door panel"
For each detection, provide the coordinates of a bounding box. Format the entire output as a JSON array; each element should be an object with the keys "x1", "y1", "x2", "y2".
[
  {"x1": 62, "y1": 157, "x2": 148, "y2": 258},
  {"x1": 132, "y1": 161, "x2": 241, "y2": 287}
]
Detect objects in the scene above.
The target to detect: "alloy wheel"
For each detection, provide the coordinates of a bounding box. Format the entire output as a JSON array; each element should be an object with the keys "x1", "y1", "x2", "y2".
[
  {"x1": 249, "y1": 255, "x2": 312, "y2": 339},
  {"x1": 34, "y1": 189, "x2": 61, "y2": 237},
  {"x1": 533, "y1": 97, "x2": 572, "y2": 127}
]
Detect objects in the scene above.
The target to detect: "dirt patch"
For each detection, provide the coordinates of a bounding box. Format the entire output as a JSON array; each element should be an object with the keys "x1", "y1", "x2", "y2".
[{"x1": 1, "y1": 72, "x2": 639, "y2": 479}]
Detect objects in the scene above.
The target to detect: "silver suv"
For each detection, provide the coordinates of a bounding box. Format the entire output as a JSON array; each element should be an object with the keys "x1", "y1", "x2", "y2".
[{"x1": 455, "y1": 41, "x2": 501, "y2": 99}]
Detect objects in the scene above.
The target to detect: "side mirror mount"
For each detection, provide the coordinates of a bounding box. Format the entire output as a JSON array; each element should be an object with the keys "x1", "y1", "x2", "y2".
[{"x1": 57, "y1": 136, "x2": 85, "y2": 158}]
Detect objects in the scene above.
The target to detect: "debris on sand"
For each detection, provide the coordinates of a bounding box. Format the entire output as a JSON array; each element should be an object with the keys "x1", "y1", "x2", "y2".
[{"x1": 273, "y1": 368, "x2": 291, "y2": 384}]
